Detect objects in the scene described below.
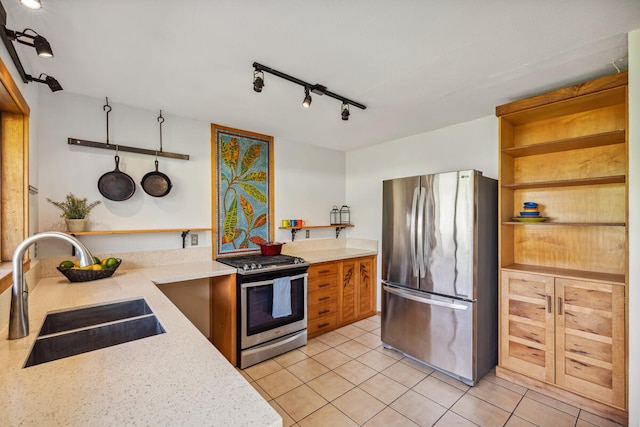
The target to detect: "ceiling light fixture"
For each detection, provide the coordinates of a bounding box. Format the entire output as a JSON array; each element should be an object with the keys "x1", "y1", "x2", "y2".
[
  {"x1": 341, "y1": 103, "x2": 350, "y2": 121},
  {"x1": 253, "y1": 69, "x2": 264, "y2": 92},
  {"x1": 20, "y1": 0, "x2": 41, "y2": 9},
  {"x1": 302, "y1": 87, "x2": 312, "y2": 108},
  {"x1": 252, "y1": 62, "x2": 366, "y2": 119},
  {"x1": 5, "y1": 27, "x2": 53, "y2": 57},
  {"x1": 26, "y1": 73, "x2": 62, "y2": 91}
]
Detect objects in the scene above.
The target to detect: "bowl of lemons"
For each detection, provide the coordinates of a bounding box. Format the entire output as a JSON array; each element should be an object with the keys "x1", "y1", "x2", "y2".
[{"x1": 57, "y1": 257, "x2": 121, "y2": 282}]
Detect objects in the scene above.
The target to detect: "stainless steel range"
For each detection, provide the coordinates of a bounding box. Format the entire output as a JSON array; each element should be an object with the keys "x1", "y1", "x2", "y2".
[{"x1": 217, "y1": 254, "x2": 309, "y2": 368}]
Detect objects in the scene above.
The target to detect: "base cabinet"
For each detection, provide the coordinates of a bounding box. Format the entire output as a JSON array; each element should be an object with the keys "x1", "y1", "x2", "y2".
[
  {"x1": 308, "y1": 255, "x2": 377, "y2": 339},
  {"x1": 501, "y1": 270, "x2": 626, "y2": 409}
]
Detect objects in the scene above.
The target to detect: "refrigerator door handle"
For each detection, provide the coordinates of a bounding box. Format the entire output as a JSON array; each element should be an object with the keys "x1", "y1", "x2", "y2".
[
  {"x1": 383, "y1": 285, "x2": 468, "y2": 310},
  {"x1": 417, "y1": 186, "x2": 427, "y2": 278},
  {"x1": 410, "y1": 187, "x2": 420, "y2": 278}
]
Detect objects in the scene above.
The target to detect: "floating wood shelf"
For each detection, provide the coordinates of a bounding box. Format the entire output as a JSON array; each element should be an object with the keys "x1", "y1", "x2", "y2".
[
  {"x1": 67, "y1": 228, "x2": 210, "y2": 236},
  {"x1": 68, "y1": 138, "x2": 190, "y2": 160},
  {"x1": 279, "y1": 224, "x2": 354, "y2": 240}
]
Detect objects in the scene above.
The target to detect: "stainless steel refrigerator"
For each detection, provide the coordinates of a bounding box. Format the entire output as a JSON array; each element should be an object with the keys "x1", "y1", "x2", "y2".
[{"x1": 381, "y1": 169, "x2": 497, "y2": 386}]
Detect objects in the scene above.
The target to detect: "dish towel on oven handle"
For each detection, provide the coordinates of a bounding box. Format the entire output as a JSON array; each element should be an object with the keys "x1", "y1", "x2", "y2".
[{"x1": 272, "y1": 276, "x2": 292, "y2": 318}]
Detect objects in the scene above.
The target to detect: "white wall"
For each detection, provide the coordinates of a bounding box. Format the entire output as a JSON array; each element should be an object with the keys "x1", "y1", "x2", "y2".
[
  {"x1": 345, "y1": 115, "x2": 498, "y2": 306},
  {"x1": 627, "y1": 29, "x2": 639, "y2": 427},
  {"x1": 32, "y1": 91, "x2": 346, "y2": 256}
]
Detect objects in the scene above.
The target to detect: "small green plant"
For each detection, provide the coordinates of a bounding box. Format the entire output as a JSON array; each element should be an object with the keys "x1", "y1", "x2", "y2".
[{"x1": 47, "y1": 193, "x2": 101, "y2": 219}]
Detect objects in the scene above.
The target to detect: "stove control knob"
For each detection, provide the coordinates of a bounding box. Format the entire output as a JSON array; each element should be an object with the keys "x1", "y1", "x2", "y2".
[
  {"x1": 242, "y1": 264, "x2": 249, "y2": 271},
  {"x1": 257, "y1": 263, "x2": 263, "y2": 269},
  {"x1": 250, "y1": 263, "x2": 257, "y2": 270}
]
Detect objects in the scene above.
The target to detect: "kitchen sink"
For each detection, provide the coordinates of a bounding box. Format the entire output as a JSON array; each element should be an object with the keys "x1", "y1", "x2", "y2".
[{"x1": 24, "y1": 298, "x2": 165, "y2": 368}]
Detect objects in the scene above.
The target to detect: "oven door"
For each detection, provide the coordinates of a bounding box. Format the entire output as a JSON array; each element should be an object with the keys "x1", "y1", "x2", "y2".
[{"x1": 240, "y1": 272, "x2": 307, "y2": 349}]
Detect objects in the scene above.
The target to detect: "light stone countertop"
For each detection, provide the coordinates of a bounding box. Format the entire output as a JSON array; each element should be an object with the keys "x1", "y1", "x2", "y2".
[
  {"x1": 288, "y1": 247, "x2": 378, "y2": 264},
  {"x1": 0, "y1": 261, "x2": 281, "y2": 427}
]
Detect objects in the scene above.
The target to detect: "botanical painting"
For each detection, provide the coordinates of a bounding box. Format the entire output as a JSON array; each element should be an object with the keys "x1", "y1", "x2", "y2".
[{"x1": 212, "y1": 124, "x2": 273, "y2": 258}]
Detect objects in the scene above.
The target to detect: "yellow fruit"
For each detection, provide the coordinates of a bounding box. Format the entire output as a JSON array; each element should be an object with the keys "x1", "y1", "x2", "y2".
[
  {"x1": 105, "y1": 257, "x2": 119, "y2": 268},
  {"x1": 59, "y1": 260, "x2": 74, "y2": 269},
  {"x1": 74, "y1": 260, "x2": 80, "y2": 267},
  {"x1": 91, "y1": 264, "x2": 103, "y2": 271},
  {"x1": 101, "y1": 258, "x2": 107, "y2": 265}
]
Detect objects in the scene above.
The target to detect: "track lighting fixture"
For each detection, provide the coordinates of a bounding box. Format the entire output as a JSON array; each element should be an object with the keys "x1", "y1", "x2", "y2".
[
  {"x1": 302, "y1": 87, "x2": 312, "y2": 108},
  {"x1": 5, "y1": 28, "x2": 53, "y2": 57},
  {"x1": 253, "y1": 69, "x2": 264, "y2": 92},
  {"x1": 20, "y1": 0, "x2": 42, "y2": 9},
  {"x1": 252, "y1": 62, "x2": 366, "y2": 120},
  {"x1": 341, "y1": 103, "x2": 350, "y2": 121},
  {"x1": 26, "y1": 73, "x2": 62, "y2": 92}
]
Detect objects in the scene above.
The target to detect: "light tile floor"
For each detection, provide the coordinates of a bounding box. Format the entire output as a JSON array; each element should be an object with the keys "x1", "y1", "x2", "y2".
[{"x1": 239, "y1": 315, "x2": 624, "y2": 427}]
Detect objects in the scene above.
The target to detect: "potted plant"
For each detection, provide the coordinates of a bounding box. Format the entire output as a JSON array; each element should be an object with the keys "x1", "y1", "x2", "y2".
[{"x1": 47, "y1": 193, "x2": 101, "y2": 232}]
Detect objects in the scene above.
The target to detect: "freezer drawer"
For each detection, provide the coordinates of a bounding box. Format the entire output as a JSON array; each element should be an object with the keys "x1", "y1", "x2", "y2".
[{"x1": 381, "y1": 284, "x2": 475, "y2": 383}]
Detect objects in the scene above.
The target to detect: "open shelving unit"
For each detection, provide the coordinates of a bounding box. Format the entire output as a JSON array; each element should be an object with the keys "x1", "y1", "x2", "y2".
[{"x1": 496, "y1": 72, "x2": 629, "y2": 422}]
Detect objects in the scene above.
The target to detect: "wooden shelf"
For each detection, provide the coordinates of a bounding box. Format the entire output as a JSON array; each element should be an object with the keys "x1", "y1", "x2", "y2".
[
  {"x1": 68, "y1": 228, "x2": 210, "y2": 236},
  {"x1": 278, "y1": 224, "x2": 354, "y2": 240},
  {"x1": 502, "y1": 221, "x2": 625, "y2": 226},
  {"x1": 501, "y1": 130, "x2": 625, "y2": 158},
  {"x1": 501, "y1": 263, "x2": 626, "y2": 285},
  {"x1": 501, "y1": 175, "x2": 625, "y2": 190}
]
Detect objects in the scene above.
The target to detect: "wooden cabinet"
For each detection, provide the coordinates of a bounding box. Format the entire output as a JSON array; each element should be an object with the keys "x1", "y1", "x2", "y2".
[
  {"x1": 496, "y1": 73, "x2": 628, "y2": 419},
  {"x1": 340, "y1": 256, "x2": 376, "y2": 324},
  {"x1": 307, "y1": 262, "x2": 340, "y2": 338},
  {"x1": 501, "y1": 271, "x2": 625, "y2": 408},
  {"x1": 308, "y1": 255, "x2": 377, "y2": 338}
]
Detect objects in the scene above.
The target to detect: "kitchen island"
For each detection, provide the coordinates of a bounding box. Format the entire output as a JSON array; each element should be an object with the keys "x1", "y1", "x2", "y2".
[{"x1": 0, "y1": 261, "x2": 282, "y2": 427}]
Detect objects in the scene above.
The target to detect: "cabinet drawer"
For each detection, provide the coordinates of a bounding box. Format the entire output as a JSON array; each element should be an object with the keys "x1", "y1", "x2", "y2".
[
  {"x1": 308, "y1": 313, "x2": 338, "y2": 336},
  {"x1": 308, "y1": 300, "x2": 338, "y2": 320},
  {"x1": 308, "y1": 263, "x2": 339, "y2": 278},
  {"x1": 308, "y1": 287, "x2": 337, "y2": 306},
  {"x1": 308, "y1": 275, "x2": 338, "y2": 293}
]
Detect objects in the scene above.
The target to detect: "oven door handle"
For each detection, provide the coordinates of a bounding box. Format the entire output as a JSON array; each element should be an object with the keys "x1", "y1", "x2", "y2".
[{"x1": 241, "y1": 273, "x2": 308, "y2": 289}]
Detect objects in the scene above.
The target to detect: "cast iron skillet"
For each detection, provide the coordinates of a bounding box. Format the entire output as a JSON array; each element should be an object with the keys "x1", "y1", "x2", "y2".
[
  {"x1": 98, "y1": 155, "x2": 136, "y2": 201},
  {"x1": 141, "y1": 160, "x2": 172, "y2": 197}
]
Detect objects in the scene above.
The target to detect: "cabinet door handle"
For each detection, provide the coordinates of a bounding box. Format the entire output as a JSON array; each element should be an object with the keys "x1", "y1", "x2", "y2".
[
  {"x1": 318, "y1": 283, "x2": 330, "y2": 288},
  {"x1": 318, "y1": 309, "x2": 330, "y2": 315},
  {"x1": 318, "y1": 322, "x2": 330, "y2": 328},
  {"x1": 318, "y1": 296, "x2": 330, "y2": 302},
  {"x1": 546, "y1": 295, "x2": 552, "y2": 313},
  {"x1": 557, "y1": 297, "x2": 563, "y2": 315},
  {"x1": 319, "y1": 269, "x2": 331, "y2": 274}
]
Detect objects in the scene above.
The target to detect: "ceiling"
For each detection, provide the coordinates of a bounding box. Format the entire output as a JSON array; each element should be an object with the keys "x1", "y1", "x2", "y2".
[{"x1": 4, "y1": 0, "x2": 640, "y2": 152}]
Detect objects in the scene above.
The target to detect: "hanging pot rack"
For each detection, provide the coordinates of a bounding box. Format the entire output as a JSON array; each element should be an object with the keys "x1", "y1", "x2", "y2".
[{"x1": 68, "y1": 97, "x2": 190, "y2": 160}]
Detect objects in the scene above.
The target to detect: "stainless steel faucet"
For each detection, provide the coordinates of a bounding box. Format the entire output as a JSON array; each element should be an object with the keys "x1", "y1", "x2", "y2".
[{"x1": 9, "y1": 231, "x2": 95, "y2": 339}]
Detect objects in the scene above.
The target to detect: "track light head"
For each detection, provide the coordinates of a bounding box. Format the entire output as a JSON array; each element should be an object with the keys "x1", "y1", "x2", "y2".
[
  {"x1": 253, "y1": 69, "x2": 264, "y2": 93},
  {"x1": 302, "y1": 87, "x2": 312, "y2": 108},
  {"x1": 33, "y1": 34, "x2": 53, "y2": 57},
  {"x1": 5, "y1": 28, "x2": 54, "y2": 58},
  {"x1": 20, "y1": 0, "x2": 42, "y2": 9},
  {"x1": 27, "y1": 73, "x2": 63, "y2": 92},
  {"x1": 341, "y1": 103, "x2": 350, "y2": 121}
]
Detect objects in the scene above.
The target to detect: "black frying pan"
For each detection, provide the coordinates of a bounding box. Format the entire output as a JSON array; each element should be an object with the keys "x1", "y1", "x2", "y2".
[
  {"x1": 98, "y1": 155, "x2": 136, "y2": 201},
  {"x1": 141, "y1": 111, "x2": 172, "y2": 197},
  {"x1": 141, "y1": 160, "x2": 172, "y2": 197}
]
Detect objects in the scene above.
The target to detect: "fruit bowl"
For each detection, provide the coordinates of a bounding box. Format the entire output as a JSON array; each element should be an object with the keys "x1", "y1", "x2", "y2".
[{"x1": 57, "y1": 259, "x2": 122, "y2": 283}]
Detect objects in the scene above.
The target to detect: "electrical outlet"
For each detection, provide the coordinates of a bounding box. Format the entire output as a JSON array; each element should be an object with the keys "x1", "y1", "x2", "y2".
[
  {"x1": 191, "y1": 234, "x2": 198, "y2": 246},
  {"x1": 306, "y1": 229, "x2": 310, "y2": 239}
]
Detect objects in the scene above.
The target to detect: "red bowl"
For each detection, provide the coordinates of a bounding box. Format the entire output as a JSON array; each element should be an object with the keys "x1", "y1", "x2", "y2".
[{"x1": 259, "y1": 242, "x2": 284, "y2": 255}]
